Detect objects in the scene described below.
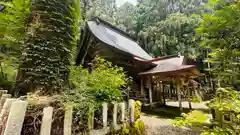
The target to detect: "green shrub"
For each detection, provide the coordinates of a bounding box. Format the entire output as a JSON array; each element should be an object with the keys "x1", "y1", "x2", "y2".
[
  {"x1": 0, "y1": 56, "x2": 17, "y2": 90},
  {"x1": 134, "y1": 101, "x2": 142, "y2": 121},
  {"x1": 57, "y1": 88, "x2": 96, "y2": 134},
  {"x1": 120, "y1": 120, "x2": 146, "y2": 135},
  {"x1": 173, "y1": 110, "x2": 208, "y2": 128},
  {"x1": 70, "y1": 57, "x2": 130, "y2": 103},
  {"x1": 191, "y1": 96, "x2": 201, "y2": 103}
]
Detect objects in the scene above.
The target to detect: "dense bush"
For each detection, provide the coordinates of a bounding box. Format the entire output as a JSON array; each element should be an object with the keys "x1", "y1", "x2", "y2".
[{"x1": 70, "y1": 57, "x2": 130, "y2": 103}]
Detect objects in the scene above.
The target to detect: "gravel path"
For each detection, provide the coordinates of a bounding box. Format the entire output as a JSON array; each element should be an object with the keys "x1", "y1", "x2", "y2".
[{"x1": 141, "y1": 115, "x2": 202, "y2": 135}]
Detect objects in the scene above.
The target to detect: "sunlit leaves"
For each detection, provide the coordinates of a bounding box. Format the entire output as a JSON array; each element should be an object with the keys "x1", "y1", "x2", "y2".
[
  {"x1": 70, "y1": 57, "x2": 130, "y2": 102},
  {"x1": 0, "y1": 0, "x2": 30, "y2": 53},
  {"x1": 197, "y1": 1, "x2": 240, "y2": 84},
  {"x1": 173, "y1": 110, "x2": 209, "y2": 128}
]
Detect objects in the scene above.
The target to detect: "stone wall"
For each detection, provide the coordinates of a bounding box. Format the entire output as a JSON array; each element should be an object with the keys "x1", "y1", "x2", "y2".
[{"x1": 0, "y1": 90, "x2": 138, "y2": 135}]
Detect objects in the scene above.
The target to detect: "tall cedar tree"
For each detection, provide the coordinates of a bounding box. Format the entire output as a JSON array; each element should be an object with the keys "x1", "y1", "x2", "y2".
[{"x1": 14, "y1": 0, "x2": 80, "y2": 95}]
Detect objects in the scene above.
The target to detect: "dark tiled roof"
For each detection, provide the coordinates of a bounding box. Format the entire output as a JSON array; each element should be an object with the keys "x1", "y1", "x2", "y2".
[
  {"x1": 87, "y1": 19, "x2": 152, "y2": 60},
  {"x1": 139, "y1": 62, "x2": 195, "y2": 75},
  {"x1": 139, "y1": 56, "x2": 200, "y2": 77}
]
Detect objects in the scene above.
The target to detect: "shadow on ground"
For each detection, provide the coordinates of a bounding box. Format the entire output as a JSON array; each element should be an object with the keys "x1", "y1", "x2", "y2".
[{"x1": 142, "y1": 104, "x2": 210, "y2": 119}]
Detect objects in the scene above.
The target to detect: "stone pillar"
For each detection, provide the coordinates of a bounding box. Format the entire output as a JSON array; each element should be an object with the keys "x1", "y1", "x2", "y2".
[
  {"x1": 0, "y1": 94, "x2": 11, "y2": 112},
  {"x1": 129, "y1": 99, "x2": 134, "y2": 124},
  {"x1": 119, "y1": 102, "x2": 125, "y2": 122},
  {"x1": 0, "y1": 90, "x2": 7, "y2": 99},
  {"x1": 3, "y1": 100, "x2": 28, "y2": 135},
  {"x1": 0, "y1": 98, "x2": 17, "y2": 134},
  {"x1": 88, "y1": 108, "x2": 94, "y2": 130},
  {"x1": 112, "y1": 103, "x2": 118, "y2": 129},
  {"x1": 102, "y1": 102, "x2": 108, "y2": 128},
  {"x1": 64, "y1": 106, "x2": 73, "y2": 135},
  {"x1": 40, "y1": 107, "x2": 53, "y2": 135}
]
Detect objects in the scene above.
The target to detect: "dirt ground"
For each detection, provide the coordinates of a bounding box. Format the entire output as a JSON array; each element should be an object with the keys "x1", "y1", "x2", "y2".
[{"x1": 141, "y1": 101, "x2": 210, "y2": 135}]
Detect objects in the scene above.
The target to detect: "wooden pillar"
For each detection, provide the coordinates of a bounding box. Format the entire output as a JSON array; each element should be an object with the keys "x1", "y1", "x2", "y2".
[
  {"x1": 162, "y1": 83, "x2": 166, "y2": 106},
  {"x1": 187, "y1": 85, "x2": 192, "y2": 110},
  {"x1": 176, "y1": 81, "x2": 183, "y2": 112},
  {"x1": 149, "y1": 76, "x2": 153, "y2": 104},
  {"x1": 141, "y1": 76, "x2": 144, "y2": 95},
  {"x1": 170, "y1": 84, "x2": 173, "y2": 99},
  {"x1": 158, "y1": 81, "x2": 162, "y2": 104}
]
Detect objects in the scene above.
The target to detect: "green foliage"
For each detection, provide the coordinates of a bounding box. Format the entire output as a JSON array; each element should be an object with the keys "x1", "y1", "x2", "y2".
[
  {"x1": 139, "y1": 13, "x2": 203, "y2": 58},
  {"x1": 192, "y1": 96, "x2": 201, "y2": 103},
  {"x1": 201, "y1": 127, "x2": 236, "y2": 135},
  {"x1": 82, "y1": 0, "x2": 117, "y2": 24},
  {"x1": 0, "y1": 0, "x2": 29, "y2": 90},
  {"x1": 0, "y1": 56, "x2": 17, "y2": 90},
  {"x1": 120, "y1": 120, "x2": 146, "y2": 135},
  {"x1": 174, "y1": 87, "x2": 240, "y2": 135},
  {"x1": 196, "y1": 0, "x2": 240, "y2": 85},
  {"x1": 70, "y1": 57, "x2": 129, "y2": 102},
  {"x1": 134, "y1": 101, "x2": 142, "y2": 121},
  {"x1": 59, "y1": 88, "x2": 96, "y2": 133},
  {"x1": 16, "y1": 0, "x2": 81, "y2": 93},
  {"x1": 173, "y1": 110, "x2": 208, "y2": 128},
  {"x1": 0, "y1": 0, "x2": 30, "y2": 52},
  {"x1": 207, "y1": 87, "x2": 240, "y2": 113}
]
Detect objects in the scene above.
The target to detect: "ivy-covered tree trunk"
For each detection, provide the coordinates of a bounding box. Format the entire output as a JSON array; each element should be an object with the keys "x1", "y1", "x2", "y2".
[{"x1": 13, "y1": 0, "x2": 79, "y2": 95}]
